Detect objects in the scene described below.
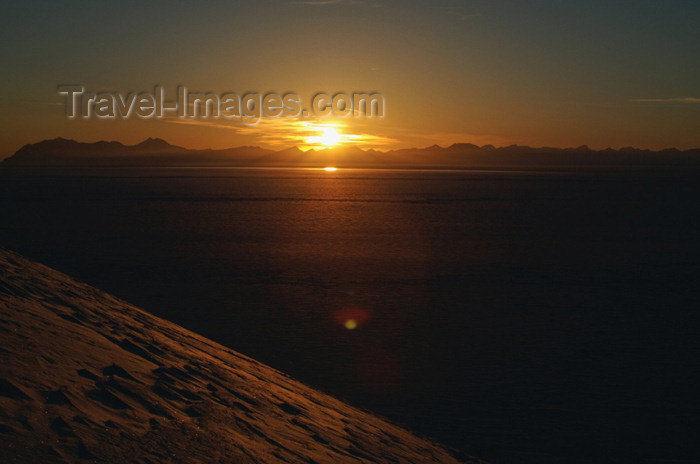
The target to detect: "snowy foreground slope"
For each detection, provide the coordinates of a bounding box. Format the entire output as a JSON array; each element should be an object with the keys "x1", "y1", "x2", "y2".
[{"x1": 0, "y1": 250, "x2": 481, "y2": 464}]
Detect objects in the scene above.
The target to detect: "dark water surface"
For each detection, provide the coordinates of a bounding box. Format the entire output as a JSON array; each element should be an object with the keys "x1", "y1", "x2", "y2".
[{"x1": 2, "y1": 167, "x2": 700, "y2": 463}]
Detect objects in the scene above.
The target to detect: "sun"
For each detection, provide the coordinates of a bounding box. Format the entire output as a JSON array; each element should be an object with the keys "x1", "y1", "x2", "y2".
[
  {"x1": 301, "y1": 123, "x2": 353, "y2": 150},
  {"x1": 318, "y1": 128, "x2": 341, "y2": 147}
]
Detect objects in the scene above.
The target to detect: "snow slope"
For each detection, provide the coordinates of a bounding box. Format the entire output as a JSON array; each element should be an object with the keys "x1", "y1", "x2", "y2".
[{"x1": 0, "y1": 250, "x2": 481, "y2": 464}]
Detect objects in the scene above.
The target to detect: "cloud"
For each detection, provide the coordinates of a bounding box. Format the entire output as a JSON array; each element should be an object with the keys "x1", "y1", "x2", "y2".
[
  {"x1": 167, "y1": 118, "x2": 240, "y2": 131},
  {"x1": 165, "y1": 117, "x2": 398, "y2": 150},
  {"x1": 631, "y1": 97, "x2": 700, "y2": 104}
]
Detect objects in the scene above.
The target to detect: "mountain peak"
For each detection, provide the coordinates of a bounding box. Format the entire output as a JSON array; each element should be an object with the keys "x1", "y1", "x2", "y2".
[
  {"x1": 278, "y1": 145, "x2": 305, "y2": 154},
  {"x1": 135, "y1": 137, "x2": 173, "y2": 149}
]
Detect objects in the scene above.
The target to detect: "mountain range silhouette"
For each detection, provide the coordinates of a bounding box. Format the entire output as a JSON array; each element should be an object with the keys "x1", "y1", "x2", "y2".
[{"x1": 3, "y1": 137, "x2": 700, "y2": 168}]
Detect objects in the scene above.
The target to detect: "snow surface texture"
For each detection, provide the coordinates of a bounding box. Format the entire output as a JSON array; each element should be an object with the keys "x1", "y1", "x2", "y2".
[{"x1": 0, "y1": 250, "x2": 480, "y2": 463}]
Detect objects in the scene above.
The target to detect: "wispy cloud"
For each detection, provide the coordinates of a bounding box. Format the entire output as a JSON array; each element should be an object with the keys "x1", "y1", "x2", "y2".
[
  {"x1": 631, "y1": 97, "x2": 700, "y2": 104},
  {"x1": 165, "y1": 117, "x2": 397, "y2": 150},
  {"x1": 167, "y1": 118, "x2": 240, "y2": 132}
]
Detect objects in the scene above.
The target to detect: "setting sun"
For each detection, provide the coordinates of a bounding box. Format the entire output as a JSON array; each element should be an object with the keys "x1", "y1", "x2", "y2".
[
  {"x1": 318, "y1": 128, "x2": 340, "y2": 147},
  {"x1": 304, "y1": 125, "x2": 345, "y2": 149}
]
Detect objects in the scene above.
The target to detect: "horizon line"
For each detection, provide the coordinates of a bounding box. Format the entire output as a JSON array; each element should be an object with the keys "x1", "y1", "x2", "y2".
[{"x1": 15, "y1": 136, "x2": 700, "y2": 155}]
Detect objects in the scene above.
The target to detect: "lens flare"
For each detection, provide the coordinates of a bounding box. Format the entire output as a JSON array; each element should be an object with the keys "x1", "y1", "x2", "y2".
[{"x1": 334, "y1": 308, "x2": 371, "y2": 330}]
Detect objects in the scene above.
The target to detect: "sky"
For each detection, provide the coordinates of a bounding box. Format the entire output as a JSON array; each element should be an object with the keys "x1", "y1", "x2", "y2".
[{"x1": 1, "y1": 0, "x2": 699, "y2": 158}]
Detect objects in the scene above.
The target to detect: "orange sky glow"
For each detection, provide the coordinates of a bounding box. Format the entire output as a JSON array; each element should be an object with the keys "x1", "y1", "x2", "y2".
[{"x1": 1, "y1": 1, "x2": 699, "y2": 159}]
